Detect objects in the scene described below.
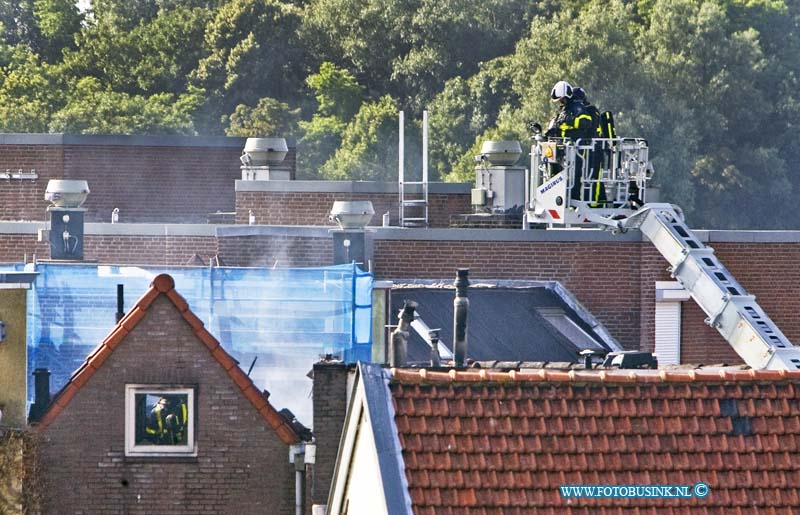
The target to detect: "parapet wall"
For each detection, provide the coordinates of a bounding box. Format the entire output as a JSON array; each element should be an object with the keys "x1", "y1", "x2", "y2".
[
  {"x1": 0, "y1": 134, "x2": 296, "y2": 224},
  {"x1": 235, "y1": 180, "x2": 472, "y2": 228}
]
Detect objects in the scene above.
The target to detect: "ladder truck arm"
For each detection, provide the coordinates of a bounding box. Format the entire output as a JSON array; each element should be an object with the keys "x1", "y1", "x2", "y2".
[
  {"x1": 525, "y1": 137, "x2": 800, "y2": 371},
  {"x1": 619, "y1": 203, "x2": 800, "y2": 371}
]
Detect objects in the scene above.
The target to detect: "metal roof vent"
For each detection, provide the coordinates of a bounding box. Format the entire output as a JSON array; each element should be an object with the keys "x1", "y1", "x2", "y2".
[
  {"x1": 329, "y1": 201, "x2": 374, "y2": 230},
  {"x1": 602, "y1": 351, "x2": 658, "y2": 369},
  {"x1": 44, "y1": 180, "x2": 89, "y2": 208},
  {"x1": 242, "y1": 137, "x2": 288, "y2": 166},
  {"x1": 479, "y1": 140, "x2": 522, "y2": 166}
]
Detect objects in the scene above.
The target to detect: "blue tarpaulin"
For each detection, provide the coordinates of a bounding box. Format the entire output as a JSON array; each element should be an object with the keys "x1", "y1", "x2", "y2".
[{"x1": 8, "y1": 262, "x2": 372, "y2": 426}]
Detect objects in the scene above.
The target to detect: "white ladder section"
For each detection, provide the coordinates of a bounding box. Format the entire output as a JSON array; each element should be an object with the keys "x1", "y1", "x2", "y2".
[
  {"x1": 398, "y1": 110, "x2": 429, "y2": 227},
  {"x1": 621, "y1": 203, "x2": 800, "y2": 371}
]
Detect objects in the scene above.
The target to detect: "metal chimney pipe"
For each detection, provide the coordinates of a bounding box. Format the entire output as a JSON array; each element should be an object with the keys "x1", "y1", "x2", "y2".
[
  {"x1": 29, "y1": 368, "x2": 51, "y2": 422},
  {"x1": 390, "y1": 301, "x2": 416, "y2": 367},
  {"x1": 453, "y1": 269, "x2": 470, "y2": 367},
  {"x1": 429, "y1": 329, "x2": 442, "y2": 367},
  {"x1": 116, "y1": 284, "x2": 124, "y2": 323},
  {"x1": 33, "y1": 368, "x2": 51, "y2": 407}
]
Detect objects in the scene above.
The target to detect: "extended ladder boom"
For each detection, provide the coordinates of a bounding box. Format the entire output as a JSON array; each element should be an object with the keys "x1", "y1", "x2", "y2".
[{"x1": 621, "y1": 204, "x2": 800, "y2": 371}]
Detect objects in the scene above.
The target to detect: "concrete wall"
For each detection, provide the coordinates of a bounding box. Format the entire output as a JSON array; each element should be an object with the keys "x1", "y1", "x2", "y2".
[
  {"x1": 0, "y1": 290, "x2": 28, "y2": 428},
  {"x1": 37, "y1": 295, "x2": 296, "y2": 514}
]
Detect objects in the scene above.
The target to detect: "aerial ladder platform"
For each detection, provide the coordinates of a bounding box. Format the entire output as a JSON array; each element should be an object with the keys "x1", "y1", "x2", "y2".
[{"x1": 525, "y1": 134, "x2": 800, "y2": 371}]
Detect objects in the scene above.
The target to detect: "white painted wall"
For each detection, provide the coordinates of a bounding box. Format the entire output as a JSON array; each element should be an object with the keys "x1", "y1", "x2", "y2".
[{"x1": 342, "y1": 411, "x2": 388, "y2": 515}]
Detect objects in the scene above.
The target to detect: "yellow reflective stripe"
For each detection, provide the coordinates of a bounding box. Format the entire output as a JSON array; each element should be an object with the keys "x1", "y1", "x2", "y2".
[
  {"x1": 156, "y1": 409, "x2": 164, "y2": 433},
  {"x1": 182, "y1": 403, "x2": 187, "y2": 425},
  {"x1": 594, "y1": 177, "x2": 602, "y2": 203},
  {"x1": 574, "y1": 114, "x2": 591, "y2": 128},
  {"x1": 145, "y1": 427, "x2": 157, "y2": 434}
]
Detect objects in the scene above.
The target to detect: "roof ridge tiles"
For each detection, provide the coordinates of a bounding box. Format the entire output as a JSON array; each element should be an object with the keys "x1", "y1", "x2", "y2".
[{"x1": 390, "y1": 367, "x2": 800, "y2": 384}]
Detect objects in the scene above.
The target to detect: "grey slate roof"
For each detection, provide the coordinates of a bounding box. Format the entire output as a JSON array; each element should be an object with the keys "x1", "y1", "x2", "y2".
[{"x1": 391, "y1": 286, "x2": 614, "y2": 364}]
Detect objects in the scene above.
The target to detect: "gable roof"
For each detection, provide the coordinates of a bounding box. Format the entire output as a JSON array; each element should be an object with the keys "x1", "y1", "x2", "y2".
[
  {"x1": 35, "y1": 273, "x2": 301, "y2": 445},
  {"x1": 352, "y1": 366, "x2": 800, "y2": 514}
]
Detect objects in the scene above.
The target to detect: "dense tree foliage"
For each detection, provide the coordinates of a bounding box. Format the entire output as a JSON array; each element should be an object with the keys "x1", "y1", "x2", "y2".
[{"x1": 0, "y1": 0, "x2": 797, "y2": 228}]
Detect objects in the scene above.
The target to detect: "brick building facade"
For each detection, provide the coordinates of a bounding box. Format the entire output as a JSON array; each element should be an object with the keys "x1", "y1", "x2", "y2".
[
  {"x1": 1, "y1": 221, "x2": 798, "y2": 366},
  {"x1": 34, "y1": 275, "x2": 303, "y2": 514},
  {"x1": 1, "y1": 132, "x2": 796, "y2": 367},
  {"x1": 235, "y1": 181, "x2": 471, "y2": 228},
  {"x1": 0, "y1": 134, "x2": 295, "y2": 224}
]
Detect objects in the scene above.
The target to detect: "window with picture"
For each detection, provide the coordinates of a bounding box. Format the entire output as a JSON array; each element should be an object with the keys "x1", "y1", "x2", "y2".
[{"x1": 125, "y1": 385, "x2": 195, "y2": 457}]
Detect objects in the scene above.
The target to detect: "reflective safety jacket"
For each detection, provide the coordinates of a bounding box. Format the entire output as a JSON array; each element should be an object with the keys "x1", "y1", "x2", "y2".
[
  {"x1": 582, "y1": 102, "x2": 602, "y2": 137},
  {"x1": 145, "y1": 402, "x2": 187, "y2": 443},
  {"x1": 545, "y1": 98, "x2": 593, "y2": 141}
]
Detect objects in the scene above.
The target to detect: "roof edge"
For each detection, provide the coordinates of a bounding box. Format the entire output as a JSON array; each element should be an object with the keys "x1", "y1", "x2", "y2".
[
  {"x1": 389, "y1": 367, "x2": 800, "y2": 384},
  {"x1": 360, "y1": 362, "x2": 414, "y2": 515}
]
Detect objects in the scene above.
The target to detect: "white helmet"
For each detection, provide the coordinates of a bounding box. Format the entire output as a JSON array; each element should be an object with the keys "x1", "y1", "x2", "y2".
[{"x1": 550, "y1": 81, "x2": 573, "y2": 100}]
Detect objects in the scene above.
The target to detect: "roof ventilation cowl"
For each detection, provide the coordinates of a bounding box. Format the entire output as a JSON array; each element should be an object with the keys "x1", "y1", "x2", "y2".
[
  {"x1": 44, "y1": 180, "x2": 90, "y2": 208},
  {"x1": 479, "y1": 140, "x2": 522, "y2": 166},
  {"x1": 242, "y1": 137, "x2": 288, "y2": 166},
  {"x1": 329, "y1": 201, "x2": 374, "y2": 230}
]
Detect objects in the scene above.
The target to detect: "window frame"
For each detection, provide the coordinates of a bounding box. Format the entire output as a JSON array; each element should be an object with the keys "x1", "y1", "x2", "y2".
[
  {"x1": 536, "y1": 307, "x2": 605, "y2": 350},
  {"x1": 124, "y1": 385, "x2": 196, "y2": 457}
]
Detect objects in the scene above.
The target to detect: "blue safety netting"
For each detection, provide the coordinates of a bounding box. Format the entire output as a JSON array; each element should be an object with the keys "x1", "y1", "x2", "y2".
[{"x1": 5, "y1": 262, "x2": 372, "y2": 426}]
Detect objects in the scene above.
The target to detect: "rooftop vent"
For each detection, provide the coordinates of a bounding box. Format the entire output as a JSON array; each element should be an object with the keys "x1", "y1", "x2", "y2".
[
  {"x1": 479, "y1": 140, "x2": 522, "y2": 166},
  {"x1": 329, "y1": 201, "x2": 374, "y2": 230},
  {"x1": 602, "y1": 351, "x2": 658, "y2": 369},
  {"x1": 242, "y1": 137, "x2": 288, "y2": 166},
  {"x1": 44, "y1": 180, "x2": 89, "y2": 208}
]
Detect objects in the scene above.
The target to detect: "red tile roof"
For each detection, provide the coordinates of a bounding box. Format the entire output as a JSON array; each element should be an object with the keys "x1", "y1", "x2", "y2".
[
  {"x1": 389, "y1": 367, "x2": 800, "y2": 513},
  {"x1": 36, "y1": 274, "x2": 301, "y2": 445}
]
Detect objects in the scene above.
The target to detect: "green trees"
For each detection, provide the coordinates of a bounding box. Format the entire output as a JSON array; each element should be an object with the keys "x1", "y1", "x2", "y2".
[
  {"x1": 0, "y1": 0, "x2": 796, "y2": 227},
  {"x1": 225, "y1": 97, "x2": 300, "y2": 137},
  {"x1": 428, "y1": 0, "x2": 800, "y2": 228},
  {"x1": 191, "y1": 0, "x2": 306, "y2": 132}
]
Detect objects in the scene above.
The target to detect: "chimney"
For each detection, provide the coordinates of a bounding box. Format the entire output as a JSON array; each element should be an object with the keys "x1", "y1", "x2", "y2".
[
  {"x1": 310, "y1": 360, "x2": 348, "y2": 506},
  {"x1": 44, "y1": 180, "x2": 89, "y2": 261},
  {"x1": 390, "y1": 301, "x2": 416, "y2": 367},
  {"x1": 28, "y1": 367, "x2": 51, "y2": 423},
  {"x1": 115, "y1": 284, "x2": 125, "y2": 323},
  {"x1": 453, "y1": 269, "x2": 470, "y2": 367},
  {"x1": 429, "y1": 329, "x2": 442, "y2": 367}
]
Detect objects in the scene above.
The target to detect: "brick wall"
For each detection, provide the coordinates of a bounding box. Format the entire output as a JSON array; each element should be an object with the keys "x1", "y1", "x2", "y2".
[
  {"x1": 0, "y1": 234, "x2": 47, "y2": 262},
  {"x1": 0, "y1": 233, "x2": 217, "y2": 266},
  {"x1": 236, "y1": 191, "x2": 471, "y2": 228},
  {"x1": 64, "y1": 145, "x2": 242, "y2": 223},
  {"x1": 678, "y1": 243, "x2": 800, "y2": 365},
  {"x1": 37, "y1": 295, "x2": 297, "y2": 514},
  {"x1": 84, "y1": 235, "x2": 218, "y2": 266},
  {"x1": 0, "y1": 136, "x2": 298, "y2": 224},
  {"x1": 310, "y1": 362, "x2": 350, "y2": 506},
  {"x1": 0, "y1": 145, "x2": 63, "y2": 221},
  {"x1": 4, "y1": 224, "x2": 800, "y2": 366},
  {"x1": 373, "y1": 239, "x2": 647, "y2": 350},
  {"x1": 370, "y1": 238, "x2": 800, "y2": 364},
  {"x1": 217, "y1": 235, "x2": 332, "y2": 268}
]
